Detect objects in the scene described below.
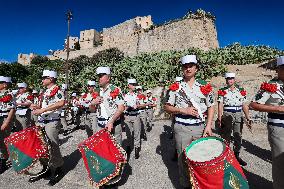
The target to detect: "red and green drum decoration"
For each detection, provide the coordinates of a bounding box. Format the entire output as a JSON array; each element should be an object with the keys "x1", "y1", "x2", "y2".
[
  {"x1": 4, "y1": 126, "x2": 49, "y2": 174},
  {"x1": 185, "y1": 137, "x2": 249, "y2": 189},
  {"x1": 78, "y1": 129, "x2": 127, "y2": 187}
]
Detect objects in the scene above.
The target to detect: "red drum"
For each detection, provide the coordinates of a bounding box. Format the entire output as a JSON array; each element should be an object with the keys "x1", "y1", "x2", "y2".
[
  {"x1": 4, "y1": 126, "x2": 49, "y2": 174},
  {"x1": 184, "y1": 136, "x2": 249, "y2": 189},
  {"x1": 78, "y1": 129, "x2": 127, "y2": 187}
]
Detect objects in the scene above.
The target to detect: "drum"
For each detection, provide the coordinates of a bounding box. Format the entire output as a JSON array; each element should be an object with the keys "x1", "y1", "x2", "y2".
[
  {"x1": 4, "y1": 126, "x2": 49, "y2": 174},
  {"x1": 78, "y1": 129, "x2": 127, "y2": 187},
  {"x1": 185, "y1": 136, "x2": 249, "y2": 189}
]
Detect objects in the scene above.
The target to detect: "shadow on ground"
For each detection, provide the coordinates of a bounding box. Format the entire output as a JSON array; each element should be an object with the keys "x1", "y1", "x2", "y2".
[
  {"x1": 156, "y1": 124, "x2": 183, "y2": 189},
  {"x1": 244, "y1": 169, "x2": 273, "y2": 189}
]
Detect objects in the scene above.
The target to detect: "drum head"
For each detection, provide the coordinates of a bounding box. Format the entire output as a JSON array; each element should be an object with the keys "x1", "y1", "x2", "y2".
[{"x1": 185, "y1": 137, "x2": 226, "y2": 163}]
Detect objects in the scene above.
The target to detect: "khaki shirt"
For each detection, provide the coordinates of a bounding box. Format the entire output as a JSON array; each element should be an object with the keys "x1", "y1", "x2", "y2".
[
  {"x1": 252, "y1": 79, "x2": 284, "y2": 125},
  {"x1": 80, "y1": 92, "x2": 98, "y2": 113},
  {"x1": 40, "y1": 85, "x2": 65, "y2": 120},
  {"x1": 166, "y1": 80, "x2": 215, "y2": 112},
  {"x1": 217, "y1": 86, "x2": 247, "y2": 106},
  {"x1": 137, "y1": 93, "x2": 146, "y2": 113},
  {"x1": 33, "y1": 96, "x2": 40, "y2": 106},
  {"x1": 145, "y1": 95, "x2": 157, "y2": 109},
  {"x1": 97, "y1": 84, "x2": 124, "y2": 120},
  {"x1": 124, "y1": 92, "x2": 138, "y2": 108},
  {"x1": 253, "y1": 79, "x2": 284, "y2": 106},
  {"x1": 0, "y1": 90, "x2": 15, "y2": 117},
  {"x1": 124, "y1": 92, "x2": 139, "y2": 115},
  {"x1": 15, "y1": 92, "x2": 32, "y2": 115},
  {"x1": 166, "y1": 79, "x2": 214, "y2": 125}
]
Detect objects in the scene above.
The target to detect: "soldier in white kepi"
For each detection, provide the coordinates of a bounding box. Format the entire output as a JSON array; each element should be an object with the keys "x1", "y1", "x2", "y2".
[
  {"x1": 0, "y1": 76, "x2": 15, "y2": 173},
  {"x1": 90, "y1": 66, "x2": 125, "y2": 145},
  {"x1": 136, "y1": 86, "x2": 148, "y2": 141},
  {"x1": 164, "y1": 55, "x2": 215, "y2": 189},
  {"x1": 60, "y1": 84, "x2": 69, "y2": 134},
  {"x1": 250, "y1": 56, "x2": 284, "y2": 189},
  {"x1": 69, "y1": 92, "x2": 81, "y2": 130},
  {"x1": 145, "y1": 89, "x2": 157, "y2": 131},
  {"x1": 15, "y1": 82, "x2": 33, "y2": 130},
  {"x1": 31, "y1": 89, "x2": 40, "y2": 125},
  {"x1": 124, "y1": 78, "x2": 141, "y2": 159},
  {"x1": 80, "y1": 80, "x2": 99, "y2": 137},
  {"x1": 217, "y1": 72, "x2": 251, "y2": 166},
  {"x1": 30, "y1": 70, "x2": 65, "y2": 186}
]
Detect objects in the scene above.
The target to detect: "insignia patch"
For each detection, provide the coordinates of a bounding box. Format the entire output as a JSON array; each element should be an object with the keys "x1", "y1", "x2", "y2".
[
  {"x1": 255, "y1": 92, "x2": 263, "y2": 101},
  {"x1": 57, "y1": 93, "x2": 63, "y2": 99}
]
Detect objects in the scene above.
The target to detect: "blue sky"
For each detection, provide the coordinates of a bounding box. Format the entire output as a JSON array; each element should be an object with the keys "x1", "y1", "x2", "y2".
[{"x1": 0, "y1": 0, "x2": 283, "y2": 62}]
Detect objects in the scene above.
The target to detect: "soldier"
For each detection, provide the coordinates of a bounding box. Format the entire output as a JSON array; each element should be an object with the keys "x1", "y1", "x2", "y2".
[
  {"x1": 0, "y1": 76, "x2": 15, "y2": 173},
  {"x1": 15, "y1": 82, "x2": 32, "y2": 130},
  {"x1": 30, "y1": 70, "x2": 65, "y2": 186},
  {"x1": 70, "y1": 92, "x2": 80, "y2": 129},
  {"x1": 170, "y1": 77, "x2": 183, "y2": 138},
  {"x1": 170, "y1": 76, "x2": 184, "y2": 161},
  {"x1": 136, "y1": 86, "x2": 148, "y2": 141},
  {"x1": 145, "y1": 90, "x2": 157, "y2": 132},
  {"x1": 124, "y1": 79, "x2": 141, "y2": 159},
  {"x1": 90, "y1": 66, "x2": 125, "y2": 145},
  {"x1": 31, "y1": 89, "x2": 40, "y2": 126},
  {"x1": 60, "y1": 84, "x2": 68, "y2": 134},
  {"x1": 250, "y1": 56, "x2": 284, "y2": 189},
  {"x1": 164, "y1": 55, "x2": 215, "y2": 189},
  {"x1": 80, "y1": 80, "x2": 99, "y2": 137},
  {"x1": 217, "y1": 72, "x2": 251, "y2": 166}
]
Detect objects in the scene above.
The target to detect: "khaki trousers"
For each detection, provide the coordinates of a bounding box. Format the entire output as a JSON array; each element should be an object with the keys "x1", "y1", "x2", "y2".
[
  {"x1": 124, "y1": 114, "x2": 141, "y2": 149},
  {"x1": 220, "y1": 111, "x2": 243, "y2": 153},
  {"x1": 40, "y1": 120, "x2": 64, "y2": 169},
  {"x1": 174, "y1": 123, "x2": 204, "y2": 188},
  {"x1": 267, "y1": 124, "x2": 284, "y2": 189}
]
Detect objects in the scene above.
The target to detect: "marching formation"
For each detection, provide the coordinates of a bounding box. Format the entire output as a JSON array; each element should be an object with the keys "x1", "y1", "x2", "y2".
[{"x1": 0, "y1": 54, "x2": 283, "y2": 189}]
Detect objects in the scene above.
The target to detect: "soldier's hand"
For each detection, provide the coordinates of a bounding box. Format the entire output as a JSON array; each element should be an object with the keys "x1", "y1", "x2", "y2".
[
  {"x1": 203, "y1": 126, "x2": 212, "y2": 137},
  {"x1": 246, "y1": 119, "x2": 253, "y2": 133},
  {"x1": 277, "y1": 106, "x2": 284, "y2": 113},
  {"x1": 32, "y1": 109, "x2": 44, "y2": 115},
  {"x1": 1, "y1": 122, "x2": 9, "y2": 131},
  {"x1": 180, "y1": 107, "x2": 199, "y2": 117},
  {"x1": 106, "y1": 122, "x2": 113, "y2": 132},
  {"x1": 91, "y1": 97, "x2": 103, "y2": 105},
  {"x1": 217, "y1": 118, "x2": 222, "y2": 127},
  {"x1": 30, "y1": 104, "x2": 40, "y2": 110}
]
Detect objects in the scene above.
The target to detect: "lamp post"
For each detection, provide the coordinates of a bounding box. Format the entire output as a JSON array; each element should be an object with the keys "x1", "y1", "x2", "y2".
[{"x1": 65, "y1": 10, "x2": 73, "y2": 101}]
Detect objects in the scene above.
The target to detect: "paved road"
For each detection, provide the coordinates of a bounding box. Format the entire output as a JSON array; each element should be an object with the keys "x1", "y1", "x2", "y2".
[{"x1": 0, "y1": 120, "x2": 273, "y2": 189}]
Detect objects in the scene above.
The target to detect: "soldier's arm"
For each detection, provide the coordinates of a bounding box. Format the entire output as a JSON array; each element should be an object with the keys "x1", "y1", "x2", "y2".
[
  {"x1": 109, "y1": 104, "x2": 125, "y2": 124},
  {"x1": 17, "y1": 101, "x2": 32, "y2": 107},
  {"x1": 164, "y1": 104, "x2": 183, "y2": 114},
  {"x1": 217, "y1": 102, "x2": 224, "y2": 121},
  {"x1": 1, "y1": 109, "x2": 15, "y2": 129},
  {"x1": 41, "y1": 100, "x2": 65, "y2": 113},
  {"x1": 249, "y1": 87, "x2": 284, "y2": 113},
  {"x1": 206, "y1": 106, "x2": 214, "y2": 126},
  {"x1": 249, "y1": 102, "x2": 284, "y2": 113},
  {"x1": 242, "y1": 104, "x2": 250, "y2": 120}
]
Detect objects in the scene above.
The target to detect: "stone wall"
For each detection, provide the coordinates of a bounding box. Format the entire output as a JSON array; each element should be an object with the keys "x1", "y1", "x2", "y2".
[{"x1": 50, "y1": 15, "x2": 219, "y2": 60}]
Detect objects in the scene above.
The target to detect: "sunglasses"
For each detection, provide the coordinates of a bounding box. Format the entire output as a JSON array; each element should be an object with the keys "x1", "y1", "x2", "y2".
[
  {"x1": 226, "y1": 77, "x2": 235, "y2": 80},
  {"x1": 87, "y1": 85, "x2": 95, "y2": 88},
  {"x1": 42, "y1": 76, "x2": 50, "y2": 80}
]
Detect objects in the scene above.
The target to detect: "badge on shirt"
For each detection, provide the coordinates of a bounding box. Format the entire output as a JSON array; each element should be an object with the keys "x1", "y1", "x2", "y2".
[{"x1": 57, "y1": 93, "x2": 63, "y2": 99}]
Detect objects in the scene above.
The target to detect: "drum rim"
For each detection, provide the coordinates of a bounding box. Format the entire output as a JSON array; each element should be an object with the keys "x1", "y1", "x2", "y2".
[{"x1": 184, "y1": 136, "x2": 229, "y2": 164}]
